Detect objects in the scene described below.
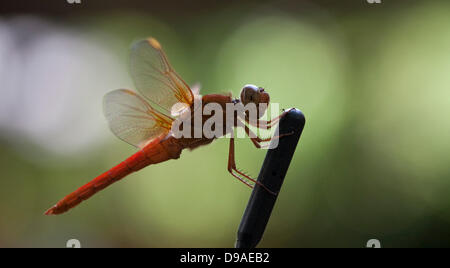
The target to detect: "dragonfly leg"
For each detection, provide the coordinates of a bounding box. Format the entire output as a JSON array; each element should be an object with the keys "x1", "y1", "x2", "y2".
[
  {"x1": 239, "y1": 121, "x2": 294, "y2": 149},
  {"x1": 243, "y1": 108, "x2": 293, "y2": 129},
  {"x1": 227, "y1": 137, "x2": 278, "y2": 195}
]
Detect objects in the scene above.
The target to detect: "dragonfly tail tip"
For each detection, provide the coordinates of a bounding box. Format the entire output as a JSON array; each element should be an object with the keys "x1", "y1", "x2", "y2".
[{"x1": 44, "y1": 207, "x2": 56, "y2": 215}]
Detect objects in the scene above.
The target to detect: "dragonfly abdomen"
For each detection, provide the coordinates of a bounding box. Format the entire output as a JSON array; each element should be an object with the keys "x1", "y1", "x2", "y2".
[{"x1": 45, "y1": 135, "x2": 180, "y2": 215}]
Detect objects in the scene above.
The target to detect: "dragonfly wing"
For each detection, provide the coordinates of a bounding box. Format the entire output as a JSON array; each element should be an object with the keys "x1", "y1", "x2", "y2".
[
  {"x1": 130, "y1": 38, "x2": 194, "y2": 115},
  {"x1": 103, "y1": 89, "x2": 173, "y2": 149}
]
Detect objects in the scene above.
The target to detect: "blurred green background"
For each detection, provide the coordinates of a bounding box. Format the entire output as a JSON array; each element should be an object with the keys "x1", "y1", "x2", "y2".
[{"x1": 1, "y1": 0, "x2": 450, "y2": 247}]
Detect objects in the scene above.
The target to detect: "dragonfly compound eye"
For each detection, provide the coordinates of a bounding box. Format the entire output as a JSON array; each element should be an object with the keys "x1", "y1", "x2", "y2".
[{"x1": 240, "y1": 84, "x2": 260, "y2": 105}]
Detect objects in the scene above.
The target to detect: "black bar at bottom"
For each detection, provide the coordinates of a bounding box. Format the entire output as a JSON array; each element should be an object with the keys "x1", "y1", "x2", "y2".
[{"x1": 235, "y1": 108, "x2": 305, "y2": 248}]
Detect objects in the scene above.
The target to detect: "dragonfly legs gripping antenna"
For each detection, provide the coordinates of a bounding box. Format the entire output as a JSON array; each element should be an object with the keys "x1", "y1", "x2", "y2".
[
  {"x1": 227, "y1": 137, "x2": 278, "y2": 195},
  {"x1": 227, "y1": 116, "x2": 294, "y2": 195},
  {"x1": 243, "y1": 108, "x2": 293, "y2": 129},
  {"x1": 241, "y1": 123, "x2": 294, "y2": 149}
]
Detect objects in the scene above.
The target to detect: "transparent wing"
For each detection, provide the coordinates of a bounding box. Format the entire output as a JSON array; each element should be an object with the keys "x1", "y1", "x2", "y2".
[
  {"x1": 130, "y1": 38, "x2": 194, "y2": 115},
  {"x1": 103, "y1": 89, "x2": 173, "y2": 149}
]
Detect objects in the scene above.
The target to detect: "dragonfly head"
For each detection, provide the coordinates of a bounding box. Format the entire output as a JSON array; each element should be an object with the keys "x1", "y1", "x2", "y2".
[{"x1": 240, "y1": 84, "x2": 270, "y2": 119}]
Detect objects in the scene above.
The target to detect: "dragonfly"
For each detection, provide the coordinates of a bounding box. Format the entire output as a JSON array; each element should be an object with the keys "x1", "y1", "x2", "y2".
[{"x1": 45, "y1": 37, "x2": 289, "y2": 215}]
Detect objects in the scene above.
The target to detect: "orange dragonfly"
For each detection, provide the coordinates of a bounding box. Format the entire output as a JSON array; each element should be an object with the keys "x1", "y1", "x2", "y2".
[{"x1": 45, "y1": 38, "x2": 288, "y2": 215}]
